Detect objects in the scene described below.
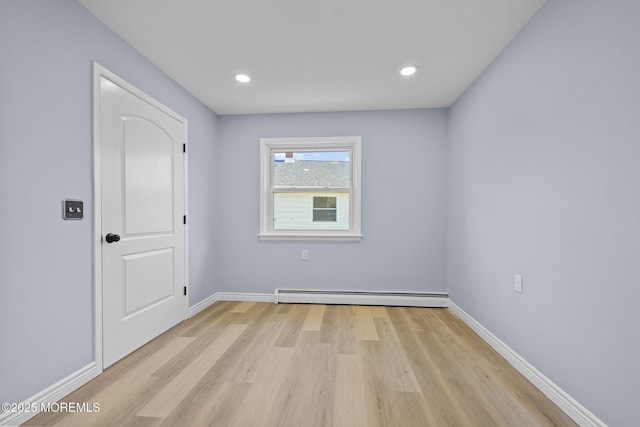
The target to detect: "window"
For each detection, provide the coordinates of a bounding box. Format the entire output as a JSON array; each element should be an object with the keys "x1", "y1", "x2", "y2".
[
  {"x1": 260, "y1": 136, "x2": 362, "y2": 240},
  {"x1": 313, "y1": 197, "x2": 337, "y2": 222}
]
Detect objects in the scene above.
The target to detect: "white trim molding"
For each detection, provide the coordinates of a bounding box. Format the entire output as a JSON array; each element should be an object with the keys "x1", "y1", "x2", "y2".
[
  {"x1": 0, "y1": 363, "x2": 99, "y2": 427},
  {"x1": 187, "y1": 293, "x2": 219, "y2": 318},
  {"x1": 216, "y1": 292, "x2": 275, "y2": 303},
  {"x1": 449, "y1": 302, "x2": 606, "y2": 427},
  {"x1": 275, "y1": 289, "x2": 449, "y2": 307},
  {"x1": 187, "y1": 292, "x2": 275, "y2": 318}
]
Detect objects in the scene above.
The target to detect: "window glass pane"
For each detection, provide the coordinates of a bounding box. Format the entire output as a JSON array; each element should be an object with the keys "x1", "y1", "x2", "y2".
[
  {"x1": 313, "y1": 210, "x2": 337, "y2": 222},
  {"x1": 273, "y1": 151, "x2": 350, "y2": 188},
  {"x1": 274, "y1": 192, "x2": 349, "y2": 230},
  {"x1": 313, "y1": 196, "x2": 337, "y2": 209}
]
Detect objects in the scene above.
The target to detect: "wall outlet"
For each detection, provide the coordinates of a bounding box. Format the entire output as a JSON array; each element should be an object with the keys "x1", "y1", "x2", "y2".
[
  {"x1": 301, "y1": 249, "x2": 309, "y2": 261},
  {"x1": 514, "y1": 274, "x2": 523, "y2": 293}
]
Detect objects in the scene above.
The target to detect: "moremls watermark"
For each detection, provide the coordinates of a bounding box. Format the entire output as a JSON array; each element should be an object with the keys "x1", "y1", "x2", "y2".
[{"x1": 2, "y1": 402, "x2": 100, "y2": 414}]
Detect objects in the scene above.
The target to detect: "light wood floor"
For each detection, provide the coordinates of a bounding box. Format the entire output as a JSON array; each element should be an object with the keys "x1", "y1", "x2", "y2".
[{"x1": 26, "y1": 302, "x2": 576, "y2": 426}]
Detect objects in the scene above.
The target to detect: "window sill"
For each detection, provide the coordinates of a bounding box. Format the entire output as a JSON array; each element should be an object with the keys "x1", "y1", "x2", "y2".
[{"x1": 258, "y1": 233, "x2": 363, "y2": 241}]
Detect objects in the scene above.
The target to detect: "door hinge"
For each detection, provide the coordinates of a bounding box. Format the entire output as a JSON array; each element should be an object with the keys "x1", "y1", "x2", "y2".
[
  {"x1": 183, "y1": 286, "x2": 187, "y2": 296},
  {"x1": 183, "y1": 143, "x2": 186, "y2": 153},
  {"x1": 183, "y1": 215, "x2": 187, "y2": 225}
]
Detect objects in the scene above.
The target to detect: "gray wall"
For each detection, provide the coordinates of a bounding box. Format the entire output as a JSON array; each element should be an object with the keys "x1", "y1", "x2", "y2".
[
  {"x1": 0, "y1": 0, "x2": 218, "y2": 405},
  {"x1": 216, "y1": 110, "x2": 448, "y2": 294},
  {"x1": 447, "y1": 0, "x2": 640, "y2": 425}
]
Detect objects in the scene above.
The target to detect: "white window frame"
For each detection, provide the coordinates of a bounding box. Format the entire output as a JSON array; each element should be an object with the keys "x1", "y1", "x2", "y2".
[{"x1": 259, "y1": 136, "x2": 362, "y2": 241}]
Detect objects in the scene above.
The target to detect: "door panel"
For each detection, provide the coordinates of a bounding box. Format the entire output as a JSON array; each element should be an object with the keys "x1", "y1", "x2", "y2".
[
  {"x1": 99, "y1": 75, "x2": 186, "y2": 368},
  {"x1": 122, "y1": 248, "x2": 174, "y2": 317},
  {"x1": 123, "y1": 117, "x2": 174, "y2": 235}
]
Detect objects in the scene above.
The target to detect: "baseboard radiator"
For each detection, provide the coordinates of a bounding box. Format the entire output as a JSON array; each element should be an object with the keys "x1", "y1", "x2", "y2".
[{"x1": 274, "y1": 289, "x2": 449, "y2": 307}]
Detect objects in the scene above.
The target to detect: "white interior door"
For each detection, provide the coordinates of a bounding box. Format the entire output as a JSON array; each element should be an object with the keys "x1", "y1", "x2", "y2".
[{"x1": 98, "y1": 71, "x2": 187, "y2": 368}]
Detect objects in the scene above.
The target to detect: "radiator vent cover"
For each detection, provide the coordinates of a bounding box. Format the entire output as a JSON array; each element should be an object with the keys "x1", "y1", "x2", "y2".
[{"x1": 274, "y1": 289, "x2": 449, "y2": 307}]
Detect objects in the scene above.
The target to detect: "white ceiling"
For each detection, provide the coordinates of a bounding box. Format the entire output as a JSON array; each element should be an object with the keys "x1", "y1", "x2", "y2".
[{"x1": 78, "y1": 0, "x2": 545, "y2": 115}]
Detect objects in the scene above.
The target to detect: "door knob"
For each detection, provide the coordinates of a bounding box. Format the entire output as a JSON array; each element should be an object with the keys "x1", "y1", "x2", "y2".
[{"x1": 105, "y1": 233, "x2": 121, "y2": 243}]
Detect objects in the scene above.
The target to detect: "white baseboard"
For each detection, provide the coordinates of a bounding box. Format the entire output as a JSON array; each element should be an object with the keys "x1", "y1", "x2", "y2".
[
  {"x1": 215, "y1": 292, "x2": 275, "y2": 303},
  {"x1": 0, "y1": 362, "x2": 99, "y2": 427},
  {"x1": 187, "y1": 293, "x2": 218, "y2": 318},
  {"x1": 449, "y1": 302, "x2": 606, "y2": 427},
  {"x1": 275, "y1": 289, "x2": 449, "y2": 307},
  {"x1": 187, "y1": 292, "x2": 275, "y2": 317}
]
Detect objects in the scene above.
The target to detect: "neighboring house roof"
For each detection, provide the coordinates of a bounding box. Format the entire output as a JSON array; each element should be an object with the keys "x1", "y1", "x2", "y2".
[{"x1": 274, "y1": 160, "x2": 349, "y2": 188}]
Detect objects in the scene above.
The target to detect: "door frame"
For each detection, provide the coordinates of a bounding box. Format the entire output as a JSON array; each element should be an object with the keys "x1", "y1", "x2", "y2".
[{"x1": 92, "y1": 62, "x2": 189, "y2": 372}]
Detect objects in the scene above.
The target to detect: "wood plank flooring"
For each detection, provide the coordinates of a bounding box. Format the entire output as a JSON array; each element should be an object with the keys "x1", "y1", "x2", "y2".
[{"x1": 25, "y1": 302, "x2": 576, "y2": 426}]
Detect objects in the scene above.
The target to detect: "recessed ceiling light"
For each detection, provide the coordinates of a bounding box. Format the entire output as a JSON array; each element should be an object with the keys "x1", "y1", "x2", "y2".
[
  {"x1": 400, "y1": 66, "x2": 418, "y2": 77},
  {"x1": 235, "y1": 73, "x2": 251, "y2": 83}
]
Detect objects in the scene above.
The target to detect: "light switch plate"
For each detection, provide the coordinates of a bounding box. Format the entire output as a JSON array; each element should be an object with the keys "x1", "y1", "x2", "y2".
[{"x1": 63, "y1": 199, "x2": 83, "y2": 220}]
